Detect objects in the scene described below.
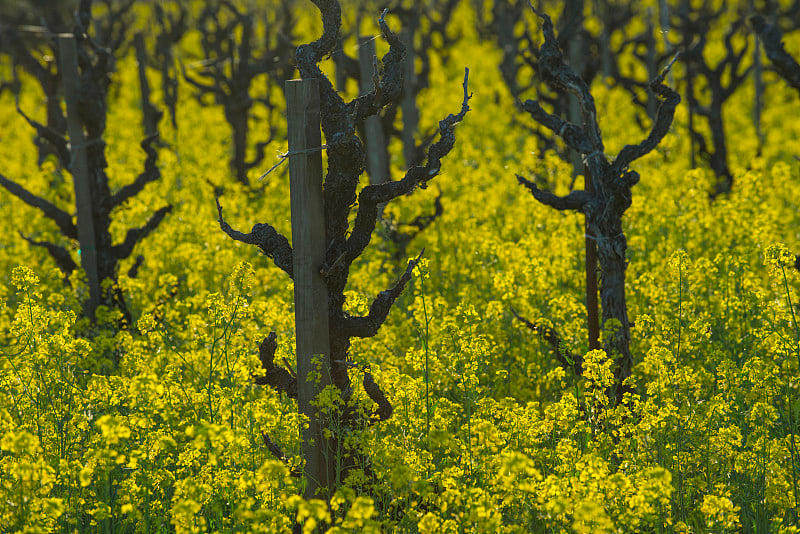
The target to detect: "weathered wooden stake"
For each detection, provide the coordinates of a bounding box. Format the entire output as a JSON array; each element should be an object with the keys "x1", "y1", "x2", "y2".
[
  {"x1": 751, "y1": 1, "x2": 764, "y2": 152},
  {"x1": 59, "y1": 33, "x2": 101, "y2": 317},
  {"x1": 134, "y1": 32, "x2": 160, "y2": 138},
  {"x1": 659, "y1": 0, "x2": 673, "y2": 86},
  {"x1": 401, "y1": 28, "x2": 420, "y2": 168},
  {"x1": 679, "y1": 0, "x2": 696, "y2": 169},
  {"x1": 595, "y1": 0, "x2": 611, "y2": 81},
  {"x1": 567, "y1": 36, "x2": 583, "y2": 181},
  {"x1": 286, "y1": 78, "x2": 334, "y2": 500},
  {"x1": 646, "y1": 8, "x2": 658, "y2": 118},
  {"x1": 333, "y1": 44, "x2": 348, "y2": 92},
  {"x1": 358, "y1": 36, "x2": 388, "y2": 187}
]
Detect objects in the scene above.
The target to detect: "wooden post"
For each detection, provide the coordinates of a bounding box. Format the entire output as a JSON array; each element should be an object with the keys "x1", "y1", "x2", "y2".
[
  {"x1": 646, "y1": 8, "x2": 658, "y2": 118},
  {"x1": 286, "y1": 78, "x2": 334, "y2": 500},
  {"x1": 333, "y1": 46, "x2": 348, "y2": 92},
  {"x1": 358, "y1": 36, "x2": 388, "y2": 187},
  {"x1": 401, "y1": 28, "x2": 420, "y2": 168},
  {"x1": 59, "y1": 33, "x2": 101, "y2": 317},
  {"x1": 134, "y1": 32, "x2": 159, "y2": 138},
  {"x1": 593, "y1": 0, "x2": 611, "y2": 82},
  {"x1": 568, "y1": 35, "x2": 584, "y2": 183},
  {"x1": 659, "y1": 0, "x2": 674, "y2": 87},
  {"x1": 751, "y1": 0, "x2": 764, "y2": 153},
  {"x1": 679, "y1": 0, "x2": 696, "y2": 169}
]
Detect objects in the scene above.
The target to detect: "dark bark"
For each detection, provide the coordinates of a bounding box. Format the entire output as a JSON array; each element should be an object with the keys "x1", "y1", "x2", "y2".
[
  {"x1": 493, "y1": 0, "x2": 640, "y2": 163},
  {"x1": 333, "y1": 0, "x2": 459, "y2": 167},
  {"x1": 0, "y1": 66, "x2": 21, "y2": 96},
  {"x1": 111, "y1": 205, "x2": 172, "y2": 262},
  {"x1": 382, "y1": 190, "x2": 444, "y2": 260},
  {"x1": 222, "y1": 0, "x2": 469, "y2": 485},
  {"x1": 18, "y1": 232, "x2": 78, "y2": 277},
  {"x1": 519, "y1": 9, "x2": 679, "y2": 403},
  {"x1": 674, "y1": 3, "x2": 751, "y2": 196},
  {"x1": 0, "y1": 173, "x2": 77, "y2": 239},
  {"x1": 13, "y1": 105, "x2": 71, "y2": 167},
  {"x1": 492, "y1": 0, "x2": 561, "y2": 157},
  {"x1": 516, "y1": 174, "x2": 591, "y2": 210},
  {"x1": 134, "y1": 32, "x2": 163, "y2": 139},
  {"x1": 183, "y1": 0, "x2": 294, "y2": 186},
  {"x1": 389, "y1": 0, "x2": 461, "y2": 95},
  {"x1": 255, "y1": 337, "x2": 305, "y2": 476},
  {"x1": 493, "y1": 0, "x2": 529, "y2": 99},
  {"x1": 109, "y1": 135, "x2": 162, "y2": 209},
  {"x1": 216, "y1": 198, "x2": 293, "y2": 279},
  {"x1": 261, "y1": 432, "x2": 302, "y2": 477},
  {"x1": 153, "y1": 2, "x2": 187, "y2": 129},
  {"x1": 326, "y1": 5, "x2": 456, "y2": 262},
  {"x1": 82, "y1": 0, "x2": 136, "y2": 54},
  {"x1": 333, "y1": 251, "x2": 423, "y2": 340},
  {"x1": 0, "y1": 25, "x2": 66, "y2": 165},
  {"x1": 751, "y1": 15, "x2": 800, "y2": 94},
  {"x1": 127, "y1": 255, "x2": 144, "y2": 279},
  {"x1": 606, "y1": 6, "x2": 673, "y2": 120},
  {"x1": 0, "y1": 0, "x2": 171, "y2": 323},
  {"x1": 254, "y1": 332, "x2": 297, "y2": 398}
]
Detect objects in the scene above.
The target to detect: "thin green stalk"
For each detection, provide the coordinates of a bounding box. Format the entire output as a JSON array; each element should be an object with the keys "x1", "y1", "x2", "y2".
[
  {"x1": 724, "y1": 256, "x2": 731, "y2": 356},
  {"x1": 780, "y1": 264, "x2": 800, "y2": 515},
  {"x1": 143, "y1": 459, "x2": 152, "y2": 534},
  {"x1": 103, "y1": 470, "x2": 112, "y2": 534},
  {"x1": 222, "y1": 294, "x2": 243, "y2": 429},
  {"x1": 159, "y1": 318, "x2": 202, "y2": 415},
  {"x1": 780, "y1": 265, "x2": 800, "y2": 355},
  {"x1": 669, "y1": 262, "x2": 687, "y2": 520},
  {"x1": 789, "y1": 397, "x2": 800, "y2": 519},
  {"x1": 207, "y1": 294, "x2": 241, "y2": 425},
  {"x1": 465, "y1": 385, "x2": 472, "y2": 479},
  {"x1": 208, "y1": 324, "x2": 215, "y2": 425},
  {"x1": 419, "y1": 275, "x2": 431, "y2": 455},
  {"x1": 677, "y1": 261, "x2": 682, "y2": 360}
]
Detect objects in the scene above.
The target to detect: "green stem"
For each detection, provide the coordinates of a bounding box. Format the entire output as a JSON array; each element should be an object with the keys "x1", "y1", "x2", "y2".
[
  {"x1": 677, "y1": 262, "x2": 682, "y2": 360},
  {"x1": 420, "y1": 276, "x2": 431, "y2": 456},
  {"x1": 781, "y1": 266, "x2": 800, "y2": 352},
  {"x1": 780, "y1": 265, "x2": 800, "y2": 515},
  {"x1": 466, "y1": 389, "x2": 472, "y2": 479},
  {"x1": 208, "y1": 314, "x2": 215, "y2": 424}
]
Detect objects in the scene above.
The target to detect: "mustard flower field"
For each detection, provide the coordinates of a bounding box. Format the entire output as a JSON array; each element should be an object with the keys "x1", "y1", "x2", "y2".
[{"x1": 1, "y1": 0, "x2": 800, "y2": 532}]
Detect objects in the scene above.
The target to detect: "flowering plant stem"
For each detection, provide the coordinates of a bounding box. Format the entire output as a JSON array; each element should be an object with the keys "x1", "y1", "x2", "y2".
[
  {"x1": 416, "y1": 271, "x2": 432, "y2": 470},
  {"x1": 778, "y1": 263, "x2": 800, "y2": 515}
]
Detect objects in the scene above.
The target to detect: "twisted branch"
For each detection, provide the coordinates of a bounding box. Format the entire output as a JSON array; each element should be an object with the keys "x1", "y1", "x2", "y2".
[
  {"x1": 336, "y1": 251, "x2": 423, "y2": 339},
  {"x1": 253, "y1": 332, "x2": 297, "y2": 398},
  {"x1": 111, "y1": 204, "x2": 172, "y2": 261},
  {"x1": 0, "y1": 173, "x2": 77, "y2": 239},
  {"x1": 109, "y1": 134, "x2": 162, "y2": 211},
  {"x1": 345, "y1": 70, "x2": 470, "y2": 266},
  {"x1": 18, "y1": 232, "x2": 77, "y2": 276},
  {"x1": 216, "y1": 198, "x2": 293, "y2": 278},
  {"x1": 516, "y1": 174, "x2": 590, "y2": 212},
  {"x1": 752, "y1": 16, "x2": 800, "y2": 93}
]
